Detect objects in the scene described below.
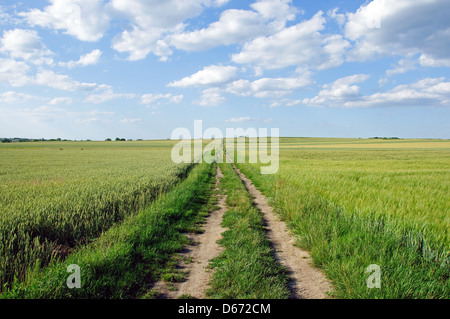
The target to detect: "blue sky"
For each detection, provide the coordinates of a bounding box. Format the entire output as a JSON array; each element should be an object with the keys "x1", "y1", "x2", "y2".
[{"x1": 0, "y1": 0, "x2": 449, "y2": 140}]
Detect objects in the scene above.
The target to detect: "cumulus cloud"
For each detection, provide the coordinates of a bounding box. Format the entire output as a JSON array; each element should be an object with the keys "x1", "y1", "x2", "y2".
[
  {"x1": 302, "y1": 75, "x2": 450, "y2": 108},
  {"x1": 0, "y1": 29, "x2": 53, "y2": 65},
  {"x1": 226, "y1": 70, "x2": 312, "y2": 98},
  {"x1": 0, "y1": 58, "x2": 30, "y2": 87},
  {"x1": 345, "y1": 0, "x2": 450, "y2": 63},
  {"x1": 194, "y1": 88, "x2": 225, "y2": 106},
  {"x1": 386, "y1": 58, "x2": 417, "y2": 77},
  {"x1": 19, "y1": 0, "x2": 110, "y2": 42},
  {"x1": 269, "y1": 98, "x2": 302, "y2": 108},
  {"x1": 141, "y1": 93, "x2": 183, "y2": 105},
  {"x1": 84, "y1": 87, "x2": 135, "y2": 104},
  {"x1": 110, "y1": 0, "x2": 229, "y2": 60},
  {"x1": 120, "y1": 118, "x2": 143, "y2": 124},
  {"x1": 168, "y1": 65, "x2": 238, "y2": 87},
  {"x1": 59, "y1": 49, "x2": 102, "y2": 68},
  {"x1": 48, "y1": 97, "x2": 73, "y2": 105},
  {"x1": 225, "y1": 116, "x2": 253, "y2": 123},
  {"x1": 232, "y1": 11, "x2": 350, "y2": 70},
  {"x1": 112, "y1": 26, "x2": 173, "y2": 61},
  {"x1": 303, "y1": 74, "x2": 370, "y2": 106},
  {"x1": 169, "y1": 0, "x2": 297, "y2": 51},
  {"x1": 0, "y1": 91, "x2": 39, "y2": 104},
  {"x1": 34, "y1": 69, "x2": 98, "y2": 91},
  {"x1": 419, "y1": 54, "x2": 450, "y2": 68}
]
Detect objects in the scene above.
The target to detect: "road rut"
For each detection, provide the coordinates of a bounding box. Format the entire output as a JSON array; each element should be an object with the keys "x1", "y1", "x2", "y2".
[
  {"x1": 230, "y1": 163, "x2": 332, "y2": 299},
  {"x1": 154, "y1": 165, "x2": 227, "y2": 299}
]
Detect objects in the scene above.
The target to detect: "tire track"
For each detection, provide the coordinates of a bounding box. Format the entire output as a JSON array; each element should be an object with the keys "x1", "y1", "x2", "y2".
[
  {"x1": 228, "y1": 157, "x2": 332, "y2": 299},
  {"x1": 154, "y1": 165, "x2": 227, "y2": 299}
]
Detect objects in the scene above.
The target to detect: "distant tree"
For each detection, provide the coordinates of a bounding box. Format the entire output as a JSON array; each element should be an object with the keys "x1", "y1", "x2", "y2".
[
  {"x1": 105, "y1": 138, "x2": 112, "y2": 141},
  {"x1": 115, "y1": 137, "x2": 121, "y2": 141},
  {"x1": 127, "y1": 139, "x2": 133, "y2": 141},
  {"x1": 120, "y1": 138, "x2": 126, "y2": 141}
]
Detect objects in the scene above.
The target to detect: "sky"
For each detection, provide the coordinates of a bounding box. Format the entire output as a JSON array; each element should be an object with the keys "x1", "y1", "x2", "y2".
[{"x1": 0, "y1": 0, "x2": 449, "y2": 140}]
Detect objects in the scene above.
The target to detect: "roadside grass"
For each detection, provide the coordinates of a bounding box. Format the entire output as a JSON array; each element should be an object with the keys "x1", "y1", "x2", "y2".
[
  {"x1": 1, "y1": 163, "x2": 216, "y2": 299},
  {"x1": 236, "y1": 161, "x2": 450, "y2": 299},
  {"x1": 206, "y1": 163, "x2": 290, "y2": 299}
]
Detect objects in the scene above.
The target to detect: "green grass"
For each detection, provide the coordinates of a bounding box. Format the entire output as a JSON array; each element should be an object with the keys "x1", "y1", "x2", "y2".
[
  {"x1": 0, "y1": 140, "x2": 193, "y2": 291},
  {"x1": 234, "y1": 137, "x2": 450, "y2": 298},
  {"x1": 1, "y1": 162, "x2": 216, "y2": 299},
  {"x1": 206, "y1": 162, "x2": 290, "y2": 299}
]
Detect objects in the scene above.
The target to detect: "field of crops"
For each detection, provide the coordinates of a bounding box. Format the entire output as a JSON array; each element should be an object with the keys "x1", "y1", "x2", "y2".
[
  {"x1": 1, "y1": 138, "x2": 449, "y2": 299},
  {"x1": 0, "y1": 140, "x2": 192, "y2": 291},
  {"x1": 237, "y1": 137, "x2": 450, "y2": 298}
]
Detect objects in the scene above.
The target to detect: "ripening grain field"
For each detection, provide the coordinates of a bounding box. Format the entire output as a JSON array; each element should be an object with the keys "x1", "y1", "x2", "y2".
[
  {"x1": 0, "y1": 138, "x2": 448, "y2": 299},
  {"x1": 0, "y1": 140, "x2": 193, "y2": 292},
  {"x1": 237, "y1": 137, "x2": 450, "y2": 298}
]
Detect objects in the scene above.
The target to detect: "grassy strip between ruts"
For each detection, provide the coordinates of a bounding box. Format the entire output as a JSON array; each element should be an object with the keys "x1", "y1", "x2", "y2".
[
  {"x1": 1, "y1": 163, "x2": 216, "y2": 299},
  {"x1": 235, "y1": 162, "x2": 449, "y2": 299},
  {"x1": 206, "y1": 163, "x2": 290, "y2": 299}
]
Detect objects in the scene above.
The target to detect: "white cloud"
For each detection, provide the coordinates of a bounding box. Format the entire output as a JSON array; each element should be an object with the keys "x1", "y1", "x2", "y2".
[
  {"x1": 112, "y1": 26, "x2": 173, "y2": 61},
  {"x1": 19, "y1": 0, "x2": 110, "y2": 42},
  {"x1": 169, "y1": 9, "x2": 270, "y2": 51},
  {"x1": 251, "y1": 0, "x2": 297, "y2": 23},
  {"x1": 120, "y1": 118, "x2": 143, "y2": 124},
  {"x1": 226, "y1": 71, "x2": 312, "y2": 98},
  {"x1": 303, "y1": 74, "x2": 370, "y2": 106},
  {"x1": 269, "y1": 98, "x2": 302, "y2": 108},
  {"x1": 110, "y1": 0, "x2": 229, "y2": 60},
  {"x1": 194, "y1": 88, "x2": 225, "y2": 106},
  {"x1": 169, "y1": 0, "x2": 297, "y2": 51},
  {"x1": 59, "y1": 49, "x2": 102, "y2": 68},
  {"x1": 0, "y1": 91, "x2": 38, "y2": 104},
  {"x1": 0, "y1": 58, "x2": 30, "y2": 87},
  {"x1": 327, "y1": 8, "x2": 346, "y2": 26},
  {"x1": 84, "y1": 87, "x2": 135, "y2": 104},
  {"x1": 169, "y1": 65, "x2": 238, "y2": 87},
  {"x1": 48, "y1": 97, "x2": 73, "y2": 105},
  {"x1": 419, "y1": 54, "x2": 450, "y2": 68},
  {"x1": 232, "y1": 11, "x2": 350, "y2": 70},
  {"x1": 141, "y1": 93, "x2": 183, "y2": 105},
  {"x1": 0, "y1": 57, "x2": 109, "y2": 93},
  {"x1": 303, "y1": 76, "x2": 450, "y2": 108},
  {"x1": 34, "y1": 69, "x2": 98, "y2": 91},
  {"x1": 0, "y1": 29, "x2": 53, "y2": 65},
  {"x1": 345, "y1": 0, "x2": 450, "y2": 62},
  {"x1": 386, "y1": 58, "x2": 417, "y2": 77},
  {"x1": 225, "y1": 116, "x2": 253, "y2": 123}
]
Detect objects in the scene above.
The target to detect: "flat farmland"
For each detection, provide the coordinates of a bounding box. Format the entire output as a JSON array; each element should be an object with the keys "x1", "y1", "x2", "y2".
[
  {"x1": 0, "y1": 140, "x2": 192, "y2": 291},
  {"x1": 1, "y1": 138, "x2": 448, "y2": 299},
  {"x1": 237, "y1": 137, "x2": 450, "y2": 298}
]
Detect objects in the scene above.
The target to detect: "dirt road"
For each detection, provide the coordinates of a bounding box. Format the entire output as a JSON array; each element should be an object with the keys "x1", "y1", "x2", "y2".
[
  {"x1": 154, "y1": 165, "x2": 227, "y2": 299},
  {"x1": 155, "y1": 161, "x2": 331, "y2": 299},
  {"x1": 230, "y1": 163, "x2": 331, "y2": 299}
]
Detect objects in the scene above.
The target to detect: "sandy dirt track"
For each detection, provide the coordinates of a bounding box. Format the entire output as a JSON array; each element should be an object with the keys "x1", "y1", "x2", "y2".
[
  {"x1": 154, "y1": 165, "x2": 227, "y2": 299},
  {"x1": 155, "y1": 161, "x2": 331, "y2": 299},
  {"x1": 227, "y1": 158, "x2": 331, "y2": 299}
]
